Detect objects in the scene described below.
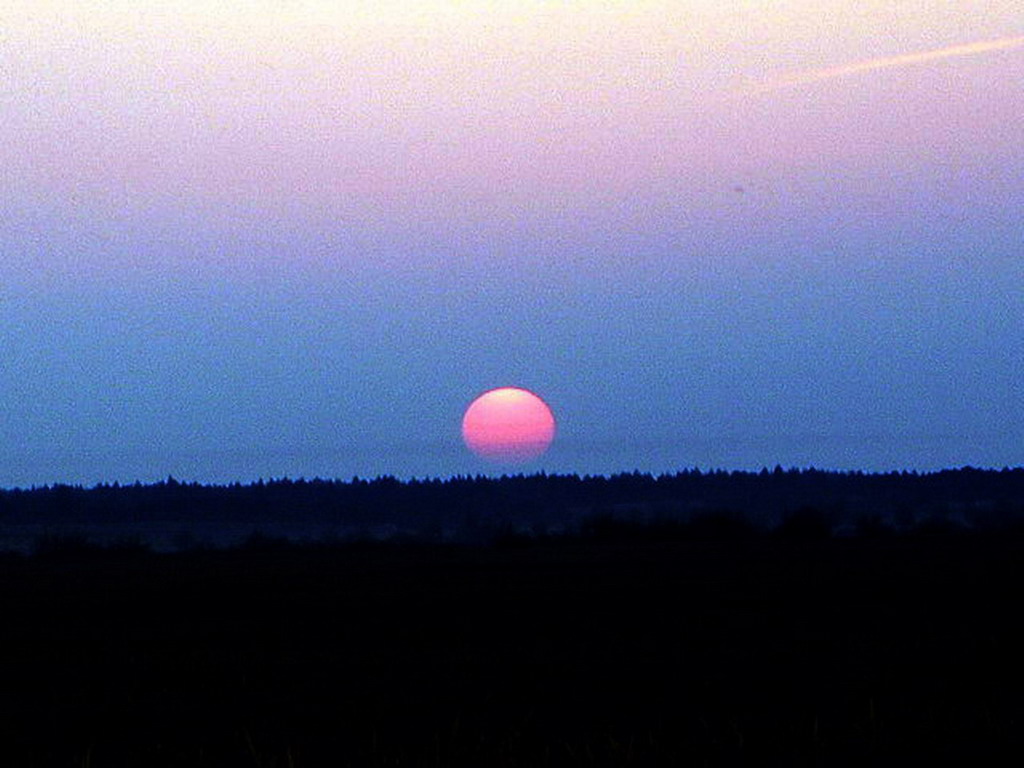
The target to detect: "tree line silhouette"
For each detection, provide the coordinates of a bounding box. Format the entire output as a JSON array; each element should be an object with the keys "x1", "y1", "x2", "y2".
[
  {"x1": 2, "y1": 469, "x2": 1024, "y2": 764},
  {"x1": 3, "y1": 466, "x2": 1024, "y2": 549}
]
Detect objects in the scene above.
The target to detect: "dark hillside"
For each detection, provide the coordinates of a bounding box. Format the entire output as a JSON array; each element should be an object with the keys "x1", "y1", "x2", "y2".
[{"x1": 1, "y1": 536, "x2": 1022, "y2": 765}]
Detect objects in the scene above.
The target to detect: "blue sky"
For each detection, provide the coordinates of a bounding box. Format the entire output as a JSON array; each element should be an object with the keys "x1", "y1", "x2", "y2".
[{"x1": 2, "y1": 1, "x2": 1022, "y2": 485}]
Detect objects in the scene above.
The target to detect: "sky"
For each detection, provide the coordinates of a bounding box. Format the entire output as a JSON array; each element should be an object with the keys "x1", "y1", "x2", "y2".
[{"x1": 2, "y1": 1, "x2": 1022, "y2": 486}]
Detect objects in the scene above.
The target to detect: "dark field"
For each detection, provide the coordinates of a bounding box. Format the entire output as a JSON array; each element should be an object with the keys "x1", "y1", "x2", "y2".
[{"x1": 2, "y1": 537, "x2": 1023, "y2": 766}]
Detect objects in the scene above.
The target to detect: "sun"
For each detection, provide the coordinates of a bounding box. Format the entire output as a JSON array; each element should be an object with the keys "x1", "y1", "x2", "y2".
[{"x1": 461, "y1": 387, "x2": 556, "y2": 463}]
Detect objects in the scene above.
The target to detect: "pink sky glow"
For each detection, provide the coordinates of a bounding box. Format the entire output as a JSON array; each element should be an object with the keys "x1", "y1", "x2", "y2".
[{"x1": 4, "y1": 2, "x2": 1021, "y2": 257}]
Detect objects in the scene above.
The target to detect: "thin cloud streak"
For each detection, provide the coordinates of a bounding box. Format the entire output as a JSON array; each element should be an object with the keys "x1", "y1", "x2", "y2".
[{"x1": 746, "y1": 34, "x2": 1024, "y2": 93}]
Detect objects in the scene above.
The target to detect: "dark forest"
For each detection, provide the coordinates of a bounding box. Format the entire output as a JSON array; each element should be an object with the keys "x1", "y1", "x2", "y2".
[
  {"x1": 2, "y1": 468, "x2": 1023, "y2": 766},
  {"x1": 4, "y1": 467, "x2": 1024, "y2": 551}
]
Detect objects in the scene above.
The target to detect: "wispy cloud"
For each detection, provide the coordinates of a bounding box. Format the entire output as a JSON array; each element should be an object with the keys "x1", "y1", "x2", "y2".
[{"x1": 745, "y1": 34, "x2": 1024, "y2": 93}]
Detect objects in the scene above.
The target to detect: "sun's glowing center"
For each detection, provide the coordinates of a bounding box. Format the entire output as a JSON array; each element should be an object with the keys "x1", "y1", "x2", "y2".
[{"x1": 462, "y1": 387, "x2": 556, "y2": 463}]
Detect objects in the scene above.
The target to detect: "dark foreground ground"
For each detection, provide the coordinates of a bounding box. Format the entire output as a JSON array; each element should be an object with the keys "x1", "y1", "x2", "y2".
[{"x1": 1, "y1": 537, "x2": 1022, "y2": 767}]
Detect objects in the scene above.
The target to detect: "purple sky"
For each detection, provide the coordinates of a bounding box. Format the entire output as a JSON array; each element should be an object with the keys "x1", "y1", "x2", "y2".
[{"x1": 2, "y1": 2, "x2": 1023, "y2": 486}]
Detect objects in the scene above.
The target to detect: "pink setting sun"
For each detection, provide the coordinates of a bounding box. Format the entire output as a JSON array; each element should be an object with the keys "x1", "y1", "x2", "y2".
[{"x1": 462, "y1": 387, "x2": 556, "y2": 464}]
